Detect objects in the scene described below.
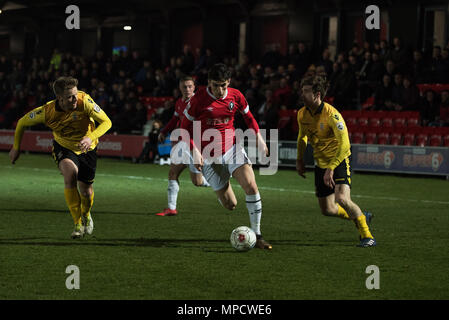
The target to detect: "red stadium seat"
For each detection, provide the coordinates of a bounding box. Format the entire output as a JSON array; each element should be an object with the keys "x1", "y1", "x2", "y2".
[
  {"x1": 402, "y1": 127, "x2": 417, "y2": 146},
  {"x1": 380, "y1": 113, "x2": 394, "y2": 128},
  {"x1": 368, "y1": 111, "x2": 382, "y2": 127},
  {"x1": 377, "y1": 128, "x2": 390, "y2": 145},
  {"x1": 393, "y1": 112, "x2": 407, "y2": 127},
  {"x1": 351, "y1": 127, "x2": 364, "y2": 144},
  {"x1": 429, "y1": 127, "x2": 443, "y2": 147},
  {"x1": 341, "y1": 110, "x2": 361, "y2": 127},
  {"x1": 390, "y1": 128, "x2": 403, "y2": 145},
  {"x1": 404, "y1": 111, "x2": 421, "y2": 127},
  {"x1": 364, "y1": 127, "x2": 377, "y2": 144},
  {"x1": 442, "y1": 127, "x2": 449, "y2": 147},
  {"x1": 415, "y1": 127, "x2": 430, "y2": 147},
  {"x1": 357, "y1": 113, "x2": 369, "y2": 127}
]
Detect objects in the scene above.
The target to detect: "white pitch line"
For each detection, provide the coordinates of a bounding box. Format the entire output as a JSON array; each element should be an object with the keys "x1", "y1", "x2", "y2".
[{"x1": 1, "y1": 165, "x2": 449, "y2": 205}]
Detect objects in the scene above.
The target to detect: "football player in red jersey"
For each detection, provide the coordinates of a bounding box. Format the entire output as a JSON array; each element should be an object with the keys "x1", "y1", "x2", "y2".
[
  {"x1": 179, "y1": 64, "x2": 272, "y2": 249},
  {"x1": 155, "y1": 76, "x2": 210, "y2": 216}
]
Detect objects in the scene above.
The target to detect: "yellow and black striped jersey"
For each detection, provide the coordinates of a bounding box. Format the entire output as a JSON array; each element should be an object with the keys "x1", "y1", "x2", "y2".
[
  {"x1": 13, "y1": 91, "x2": 112, "y2": 154},
  {"x1": 296, "y1": 101, "x2": 351, "y2": 170}
]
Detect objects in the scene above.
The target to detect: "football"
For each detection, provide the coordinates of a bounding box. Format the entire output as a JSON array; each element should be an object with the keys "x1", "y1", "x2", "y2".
[{"x1": 230, "y1": 226, "x2": 257, "y2": 251}]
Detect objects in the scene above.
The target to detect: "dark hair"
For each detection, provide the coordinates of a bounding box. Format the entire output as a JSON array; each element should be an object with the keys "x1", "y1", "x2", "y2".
[
  {"x1": 53, "y1": 76, "x2": 78, "y2": 96},
  {"x1": 300, "y1": 74, "x2": 329, "y2": 99},
  {"x1": 208, "y1": 63, "x2": 232, "y2": 81}
]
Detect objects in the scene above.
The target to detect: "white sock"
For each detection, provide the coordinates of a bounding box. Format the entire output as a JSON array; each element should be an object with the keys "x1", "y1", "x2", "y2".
[
  {"x1": 246, "y1": 193, "x2": 262, "y2": 235},
  {"x1": 167, "y1": 180, "x2": 179, "y2": 210},
  {"x1": 201, "y1": 176, "x2": 210, "y2": 187}
]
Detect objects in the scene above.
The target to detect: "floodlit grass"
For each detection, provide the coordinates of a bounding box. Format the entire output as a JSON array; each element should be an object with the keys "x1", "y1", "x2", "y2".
[{"x1": 1, "y1": 152, "x2": 448, "y2": 299}]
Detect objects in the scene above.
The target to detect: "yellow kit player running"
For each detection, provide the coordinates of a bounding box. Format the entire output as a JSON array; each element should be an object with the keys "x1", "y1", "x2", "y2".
[
  {"x1": 296, "y1": 75, "x2": 376, "y2": 247},
  {"x1": 9, "y1": 77, "x2": 112, "y2": 239}
]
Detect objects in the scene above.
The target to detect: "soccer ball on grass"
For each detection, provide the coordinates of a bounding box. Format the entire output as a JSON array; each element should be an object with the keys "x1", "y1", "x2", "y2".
[{"x1": 230, "y1": 226, "x2": 256, "y2": 251}]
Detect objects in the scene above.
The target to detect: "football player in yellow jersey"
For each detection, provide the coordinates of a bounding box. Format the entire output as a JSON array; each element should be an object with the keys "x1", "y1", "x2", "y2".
[
  {"x1": 9, "y1": 77, "x2": 112, "y2": 239},
  {"x1": 296, "y1": 75, "x2": 376, "y2": 247}
]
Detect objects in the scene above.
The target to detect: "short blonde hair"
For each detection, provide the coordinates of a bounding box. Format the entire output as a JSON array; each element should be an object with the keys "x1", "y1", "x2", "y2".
[{"x1": 53, "y1": 76, "x2": 78, "y2": 96}]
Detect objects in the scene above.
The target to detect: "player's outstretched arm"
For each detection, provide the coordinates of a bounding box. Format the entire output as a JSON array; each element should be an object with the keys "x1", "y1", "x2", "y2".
[
  {"x1": 10, "y1": 106, "x2": 45, "y2": 164},
  {"x1": 296, "y1": 159, "x2": 306, "y2": 178},
  {"x1": 256, "y1": 132, "x2": 269, "y2": 156},
  {"x1": 9, "y1": 148, "x2": 20, "y2": 164}
]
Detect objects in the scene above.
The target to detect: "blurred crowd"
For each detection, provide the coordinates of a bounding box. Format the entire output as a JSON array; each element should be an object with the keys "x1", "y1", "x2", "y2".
[{"x1": 1, "y1": 36, "x2": 449, "y2": 140}]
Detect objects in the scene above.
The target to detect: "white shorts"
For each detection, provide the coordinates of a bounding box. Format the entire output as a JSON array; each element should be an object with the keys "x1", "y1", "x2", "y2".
[
  {"x1": 201, "y1": 144, "x2": 251, "y2": 191},
  {"x1": 170, "y1": 141, "x2": 202, "y2": 174}
]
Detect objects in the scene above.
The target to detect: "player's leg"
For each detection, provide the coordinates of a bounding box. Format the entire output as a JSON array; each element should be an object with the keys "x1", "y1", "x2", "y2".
[
  {"x1": 76, "y1": 148, "x2": 97, "y2": 234},
  {"x1": 334, "y1": 184, "x2": 375, "y2": 246},
  {"x1": 232, "y1": 164, "x2": 272, "y2": 250},
  {"x1": 156, "y1": 163, "x2": 186, "y2": 216},
  {"x1": 215, "y1": 182, "x2": 237, "y2": 210},
  {"x1": 189, "y1": 161, "x2": 210, "y2": 187},
  {"x1": 59, "y1": 158, "x2": 83, "y2": 238},
  {"x1": 315, "y1": 165, "x2": 351, "y2": 220},
  {"x1": 78, "y1": 181, "x2": 94, "y2": 234},
  {"x1": 317, "y1": 193, "x2": 351, "y2": 220},
  {"x1": 53, "y1": 141, "x2": 84, "y2": 238}
]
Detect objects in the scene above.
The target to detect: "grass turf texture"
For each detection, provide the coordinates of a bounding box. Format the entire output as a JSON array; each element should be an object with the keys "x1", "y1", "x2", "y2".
[{"x1": 0, "y1": 151, "x2": 448, "y2": 300}]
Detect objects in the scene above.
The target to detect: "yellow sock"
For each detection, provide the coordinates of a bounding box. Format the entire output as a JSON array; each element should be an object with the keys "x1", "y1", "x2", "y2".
[
  {"x1": 80, "y1": 191, "x2": 94, "y2": 218},
  {"x1": 336, "y1": 204, "x2": 350, "y2": 220},
  {"x1": 64, "y1": 188, "x2": 81, "y2": 225},
  {"x1": 354, "y1": 214, "x2": 373, "y2": 239}
]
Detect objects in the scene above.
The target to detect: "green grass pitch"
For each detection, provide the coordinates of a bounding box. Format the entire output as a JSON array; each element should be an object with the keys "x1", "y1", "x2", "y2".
[{"x1": 1, "y1": 151, "x2": 448, "y2": 300}]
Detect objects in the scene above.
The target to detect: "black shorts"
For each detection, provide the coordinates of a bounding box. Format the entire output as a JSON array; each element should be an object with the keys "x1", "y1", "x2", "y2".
[
  {"x1": 52, "y1": 141, "x2": 97, "y2": 184},
  {"x1": 314, "y1": 155, "x2": 352, "y2": 198}
]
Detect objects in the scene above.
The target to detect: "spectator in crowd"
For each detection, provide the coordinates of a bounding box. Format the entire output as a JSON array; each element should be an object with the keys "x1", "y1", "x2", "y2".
[
  {"x1": 438, "y1": 90, "x2": 449, "y2": 126},
  {"x1": 399, "y1": 76, "x2": 420, "y2": 110},
  {"x1": 2, "y1": 34, "x2": 449, "y2": 136},
  {"x1": 332, "y1": 60, "x2": 357, "y2": 109},
  {"x1": 387, "y1": 37, "x2": 409, "y2": 73},
  {"x1": 319, "y1": 48, "x2": 333, "y2": 75},
  {"x1": 433, "y1": 48, "x2": 449, "y2": 83},
  {"x1": 374, "y1": 74, "x2": 394, "y2": 111},
  {"x1": 412, "y1": 50, "x2": 428, "y2": 84},
  {"x1": 391, "y1": 73, "x2": 404, "y2": 109},
  {"x1": 421, "y1": 90, "x2": 440, "y2": 126}
]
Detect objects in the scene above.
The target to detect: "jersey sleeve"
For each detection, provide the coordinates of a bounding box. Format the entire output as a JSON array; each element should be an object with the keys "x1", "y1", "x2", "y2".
[
  {"x1": 327, "y1": 111, "x2": 350, "y2": 170},
  {"x1": 179, "y1": 99, "x2": 197, "y2": 150},
  {"x1": 13, "y1": 106, "x2": 46, "y2": 150},
  {"x1": 237, "y1": 91, "x2": 259, "y2": 132},
  {"x1": 83, "y1": 94, "x2": 112, "y2": 141},
  {"x1": 160, "y1": 113, "x2": 180, "y2": 135},
  {"x1": 296, "y1": 109, "x2": 308, "y2": 160}
]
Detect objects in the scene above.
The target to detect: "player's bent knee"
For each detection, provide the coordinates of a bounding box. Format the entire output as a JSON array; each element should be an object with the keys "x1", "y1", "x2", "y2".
[
  {"x1": 335, "y1": 196, "x2": 351, "y2": 209},
  {"x1": 225, "y1": 202, "x2": 237, "y2": 211},
  {"x1": 191, "y1": 177, "x2": 203, "y2": 187}
]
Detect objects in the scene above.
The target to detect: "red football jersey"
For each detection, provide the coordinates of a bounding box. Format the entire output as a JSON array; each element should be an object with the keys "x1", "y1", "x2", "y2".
[
  {"x1": 160, "y1": 94, "x2": 193, "y2": 135},
  {"x1": 182, "y1": 87, "x2": 259, "y2": 156}
]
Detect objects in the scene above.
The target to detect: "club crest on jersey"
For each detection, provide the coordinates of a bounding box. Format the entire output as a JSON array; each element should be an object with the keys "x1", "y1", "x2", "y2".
[
  {"x1": 94, "y1": 104, "x2": 101, "y2": 113},
  {"x1": 228, "y1": 101, "x2": 234, "y2": 111}
]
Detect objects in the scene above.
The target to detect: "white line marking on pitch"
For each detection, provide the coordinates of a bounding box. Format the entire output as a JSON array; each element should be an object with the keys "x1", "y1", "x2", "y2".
[{"x1": 1, "y1": 165, "x2": 448, "y2": 205}]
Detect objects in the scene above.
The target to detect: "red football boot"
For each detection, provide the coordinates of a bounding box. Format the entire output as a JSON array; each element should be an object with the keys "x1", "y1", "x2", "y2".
[{"x1": 155, "y1": 208, "x2": 178, "y2": 216}]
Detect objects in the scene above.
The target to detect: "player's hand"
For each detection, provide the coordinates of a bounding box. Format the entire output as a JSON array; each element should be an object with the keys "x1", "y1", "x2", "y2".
[
  {"x1": 158, "y1": 132, "x2": 166, "y2": 143},
  {"x1": 296, "y1": 159, "x2": 306, "y2": 178},
  {"x1": 256, "y1": 132, "x2": 269, "y2": 156},
  {"x1": 192, "y1": 147, "x2": 203, "y2": 172},
  {"x1": 78, "y1": 137, "x2": 92, "y2": 153},
  {"x1": 9, "y1": 148, "x2": 20, "y2": 164},
  {"x1": 324, "y1": 168, "x2": 335, "y2": 188}
]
